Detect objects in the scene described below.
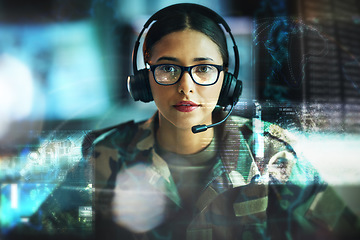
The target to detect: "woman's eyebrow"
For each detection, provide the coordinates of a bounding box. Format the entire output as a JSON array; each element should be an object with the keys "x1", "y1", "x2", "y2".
[
  {"x1": 155, "y1": 56, "x2": 179, "y2": 62},
  {"x1": 155, "y1": 56, "x2": 215, "y2": 63},
  {"x1": 193, "y1": 57, "x2": 214, "y2": 62},
  {"x1": 156, "y1": 56, "x2": 214, "y2": 63}
]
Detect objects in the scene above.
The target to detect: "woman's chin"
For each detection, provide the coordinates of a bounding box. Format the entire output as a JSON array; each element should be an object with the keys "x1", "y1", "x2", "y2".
[
  {"x1": 159, "y1": 111, "x2": 212, "y2": 132},
  {"x1": 171, "y1": 119, "x2": 207, "y2": 132}
]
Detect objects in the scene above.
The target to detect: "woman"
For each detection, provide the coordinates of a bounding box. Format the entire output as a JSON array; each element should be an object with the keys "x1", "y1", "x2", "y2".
[
  {"x1": 14, "y1": 3, "x2": 359, "y2": 240},
  {"x1": 89, "y1": 3, "x2": 359, "y2": 240}
]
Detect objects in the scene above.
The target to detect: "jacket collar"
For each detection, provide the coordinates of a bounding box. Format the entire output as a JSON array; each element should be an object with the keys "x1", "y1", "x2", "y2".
[
  {"x1": 193, "y1": 114, "x2": 265, "y2": 212},
  {"x1": 128, "y1": 111, "x2": 264, "y2": 209}
]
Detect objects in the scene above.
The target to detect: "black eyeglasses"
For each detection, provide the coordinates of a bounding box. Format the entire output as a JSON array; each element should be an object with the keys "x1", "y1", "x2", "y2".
[{"x1": 149, "y1": 64, "x2": 223, "y2": 86}]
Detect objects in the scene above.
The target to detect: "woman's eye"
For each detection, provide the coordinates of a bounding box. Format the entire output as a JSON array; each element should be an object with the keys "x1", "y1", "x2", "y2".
[
  {"x1": 196, "y1": 65, "x2": 213, "y2": 73},
  {"x1": 161, "y1": 65, "x2": 177, "y2": 73}
]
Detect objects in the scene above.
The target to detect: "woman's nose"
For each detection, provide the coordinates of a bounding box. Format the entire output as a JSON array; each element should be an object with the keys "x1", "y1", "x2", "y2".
[{"x1": 177, "y1": 72, "x2": 194, "y2": 94}]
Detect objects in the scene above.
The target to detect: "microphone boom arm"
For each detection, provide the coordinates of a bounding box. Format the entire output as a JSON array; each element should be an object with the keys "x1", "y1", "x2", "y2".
[{"x1": 191, "y1": 102, "x2": 236, "y2": 134}]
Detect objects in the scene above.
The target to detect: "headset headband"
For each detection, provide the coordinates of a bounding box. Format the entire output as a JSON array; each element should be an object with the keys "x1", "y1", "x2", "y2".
[{"x1": 132, "y1": 3, "x2": 239, "y2": 78}]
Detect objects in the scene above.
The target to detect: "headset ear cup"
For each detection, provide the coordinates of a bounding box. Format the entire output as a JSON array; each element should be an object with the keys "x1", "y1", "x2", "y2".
[
  {"x1": 217, "y1": 72, "x2": 242, "y2": 107},
  {"x1": 127, "y1": 69, "x2": 153, "y2": 102}
]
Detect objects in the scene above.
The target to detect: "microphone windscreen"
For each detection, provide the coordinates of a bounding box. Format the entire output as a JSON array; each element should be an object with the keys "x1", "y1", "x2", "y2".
[{"x1": 191, "y1": 125, "x2": 208, "y2": 134}]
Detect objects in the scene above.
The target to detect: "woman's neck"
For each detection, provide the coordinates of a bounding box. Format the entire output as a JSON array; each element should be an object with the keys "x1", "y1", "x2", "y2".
[{"x1": 156, "y1": 115, "x2": 214, "y2": 155}]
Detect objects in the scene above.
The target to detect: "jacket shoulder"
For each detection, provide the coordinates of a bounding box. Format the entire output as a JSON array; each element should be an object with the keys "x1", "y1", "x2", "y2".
[
  {"x1": 82, "y1": 120, "x2": 145, "y2": 189},
  {"x1": 264, "y1": 122, "x2": 297, "y2": 146},
  {"x1": 82, "y1": 120, "x2": 140, "y2": 158},
  {"x1": 231, "y1": 115, "x2": 297, "y2": 147}
]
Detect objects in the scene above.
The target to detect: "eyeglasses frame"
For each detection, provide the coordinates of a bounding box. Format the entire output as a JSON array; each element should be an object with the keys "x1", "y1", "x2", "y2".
[{"x1": 149, "y1": 63, "x2": 224, "y2": 86}]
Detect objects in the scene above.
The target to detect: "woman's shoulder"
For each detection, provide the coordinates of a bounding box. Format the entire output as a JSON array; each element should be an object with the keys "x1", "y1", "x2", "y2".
[
  {"x1": 82, "y1": 120, "x2": 145, "y2": 158},
  {"x1": 229, "y1": 115, "x2": 297, "y2": 146},
  {"x1": 228, "y1": 115, "x2": 319, "y2": 182}
]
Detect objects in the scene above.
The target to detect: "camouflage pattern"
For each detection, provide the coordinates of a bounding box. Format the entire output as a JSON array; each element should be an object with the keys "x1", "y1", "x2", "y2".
[{"x1": 11, "y1": 112, "x2": 360, "y2": 240}]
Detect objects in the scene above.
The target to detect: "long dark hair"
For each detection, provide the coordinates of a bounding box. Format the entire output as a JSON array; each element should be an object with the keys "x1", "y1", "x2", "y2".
[{"x1": 143, "y1": 5, "x2": 229, "y2": 68}]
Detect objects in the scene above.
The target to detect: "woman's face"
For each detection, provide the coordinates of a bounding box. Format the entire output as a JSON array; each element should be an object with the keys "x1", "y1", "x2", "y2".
[{"x1": 148, "y1": 29, "x2": 224, "y2": 130}]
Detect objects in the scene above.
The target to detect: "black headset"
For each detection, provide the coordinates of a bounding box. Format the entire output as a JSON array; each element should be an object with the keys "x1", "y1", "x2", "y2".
[{"x1": 127, "y1": 3, "x2": 242, "y2": 108}]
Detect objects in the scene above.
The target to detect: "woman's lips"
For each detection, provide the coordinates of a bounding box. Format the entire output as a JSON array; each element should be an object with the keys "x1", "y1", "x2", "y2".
[{"x1": 173, "y1": 101, "x2": 200, "y2": 112}]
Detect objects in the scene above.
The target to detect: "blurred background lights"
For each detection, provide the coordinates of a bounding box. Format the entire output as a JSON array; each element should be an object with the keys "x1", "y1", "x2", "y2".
[
  {"x1": 28, "y1": 151, "x2": 40, "y2": 162},
  {"x1": 10, "y1": 184, "x2": 19, "y2": 209},
  {"x1": 0, "y1": 54, "x2": 34, "y2": 138}
]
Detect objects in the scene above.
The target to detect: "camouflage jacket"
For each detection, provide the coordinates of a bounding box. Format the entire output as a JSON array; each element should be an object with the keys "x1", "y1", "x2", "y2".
[
  {"x1": 14, "y1": 112, "x2": 359, "y2": 240},
  {"x1": 84, "y1": 112, "x2": 359, "y2": 240}
]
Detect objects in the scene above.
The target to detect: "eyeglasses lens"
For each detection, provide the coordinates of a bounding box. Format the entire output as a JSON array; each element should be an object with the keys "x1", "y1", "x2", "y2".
[{"x1": 154, "y1": 64, "x2": 219, "y2": 85}]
